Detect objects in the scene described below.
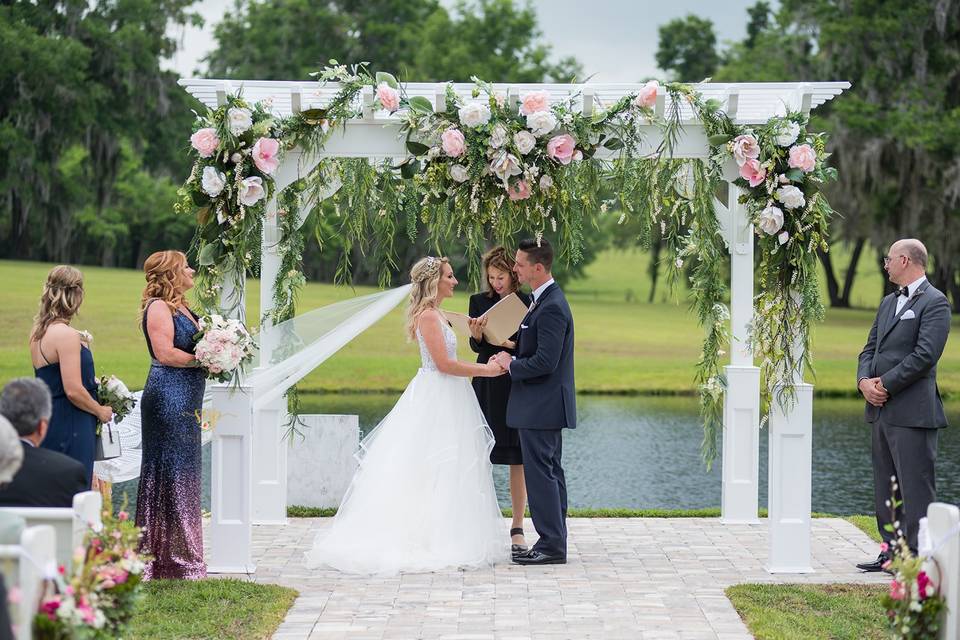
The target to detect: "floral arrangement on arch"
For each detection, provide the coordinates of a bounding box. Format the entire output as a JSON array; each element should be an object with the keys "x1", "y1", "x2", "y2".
[
  {"x1": 706, "y1": 110, "x2": 836, "y2": 411},
  {"x1": 176, "y1": 94, "x2": 283, "y2": 310},
  {"x1": 372, "y1": 71, "x2": 661, "y2": 234},
  {"x1": 33, "y1": 509, "x2": 148, "y2": 639}
]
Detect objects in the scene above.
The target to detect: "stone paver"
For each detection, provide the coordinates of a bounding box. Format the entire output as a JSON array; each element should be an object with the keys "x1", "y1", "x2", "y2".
[{"x1": 204, "y1": 517, "x2": 887, "y2": 639}]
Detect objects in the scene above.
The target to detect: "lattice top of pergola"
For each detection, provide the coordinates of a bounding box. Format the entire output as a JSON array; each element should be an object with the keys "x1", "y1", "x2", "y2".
[{"x1": 179, "y1": 79, "x2": 850, "y2": 124}]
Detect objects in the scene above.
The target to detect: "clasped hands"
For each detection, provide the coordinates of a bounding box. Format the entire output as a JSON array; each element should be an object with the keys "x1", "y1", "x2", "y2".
[
  {"x1": 489, "y1": 351, "x2": 513, "y2": 374},
  {"x1": 859, "y1": 377, "x2": 889, "y2": 407}
]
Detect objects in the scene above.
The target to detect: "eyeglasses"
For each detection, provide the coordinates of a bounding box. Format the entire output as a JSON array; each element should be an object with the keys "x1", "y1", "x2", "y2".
[{"x1": 883, "y1": 254, "x2": 908, "y2": 266}]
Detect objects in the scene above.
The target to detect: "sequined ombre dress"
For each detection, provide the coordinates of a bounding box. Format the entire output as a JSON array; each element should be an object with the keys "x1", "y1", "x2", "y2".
[{"x1": 135, "y1": 299, "x2": 206, "y2": 580}]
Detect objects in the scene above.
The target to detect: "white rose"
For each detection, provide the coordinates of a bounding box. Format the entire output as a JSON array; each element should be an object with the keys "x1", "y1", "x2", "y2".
[
  {"x1": 489, "y1": 151, "x2": 522, "y2": 184},
  {"x1": 458, "y1": 102, "x2": 491, "y2": 128},
  {"x1": 526, "y1": 111, "x2": 557, "y2": 137},
  {"x1": 514, "y1": 130, "x2": 536, "y2": 155},
  {"x1": 539, "y1": 174, "x2": 554, "y2": 191},
  {"x1": 775, "y1": 185, "x2": 805, "y2": 209},
  {"x1": 776, "y1": 121, "x2": 801, "y2": 147},
  {"x1": 489, "y1": 124, "x2": 508, "y2": 149},
  {"x1": 227, "y1": 107, "x2": 253, "y2": 136},
  {"x1": 201, "y1": 166, "x2": 226, "y2": 197},
  {"x1": 449, "y1": 164, "x2": 469, "y2": 183},
  {"x1": 238, "y1": 176, "x2": 265, "y2": 206},
  {"x1": 758, "y1": 205, "x2": 784, "y2": 235}
]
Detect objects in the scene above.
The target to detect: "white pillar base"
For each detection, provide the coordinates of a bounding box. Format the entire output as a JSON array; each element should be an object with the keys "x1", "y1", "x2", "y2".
[
  {"x1": 251, "y1": 394, "x2": 289, "y2": 525},
  {"x1": 923, "y1": 503, "x2": 960, "y2": 640},
  {"x1": 207, "y1": 384, "x2": 255, "y2": 574},
  {"x1": 287, "y1": 415, "x2": 360, "y2": 508},
  {"x1": 721, "y1": 365, "x2": 761, "y2": 524},
  {"x1": 766, "y1": 382, "x2": 814, "y2": 574}
]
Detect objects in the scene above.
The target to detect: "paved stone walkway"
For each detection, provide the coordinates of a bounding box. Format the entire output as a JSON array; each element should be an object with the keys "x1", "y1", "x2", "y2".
[{"x1": 209, "y1": 517, "x2": 888, "y2": 639}]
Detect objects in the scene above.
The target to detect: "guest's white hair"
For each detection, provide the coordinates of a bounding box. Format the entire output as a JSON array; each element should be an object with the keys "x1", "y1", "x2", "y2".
[{"x1": 0, "y1": 415, "x2": 23, "y2": 485}]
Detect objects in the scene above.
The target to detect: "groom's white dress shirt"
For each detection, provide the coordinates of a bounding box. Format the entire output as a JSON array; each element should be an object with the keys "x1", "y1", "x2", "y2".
[
  {"x1": 896, "y1": 276, "x2": 926, "y2": 315},
  {"x1": 531, "y1": 278, "x2": 555, "y2": 304}
]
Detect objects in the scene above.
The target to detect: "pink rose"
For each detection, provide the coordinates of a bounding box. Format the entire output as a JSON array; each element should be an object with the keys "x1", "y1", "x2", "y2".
[
  {"x1": 441, "y1": 129, "x2": 466, "y2": 157},
  {"x1": 507, "y1": 180, "x2": 531, "y2": 201},
  {"x1": 118, "y1": 511, "x2": 129, "y2": 521},
  {"x1": 251, "y1": 137, "x2": 280, "y2": 175},
  {"x1": 520, "y1": 91, "x2": 550, "y2": 116},
  {"x1": 788, "y1": 143, "x2": 816, "y2": 172},
  {"x1": 376, "y1": 83, "x2": 400, "y2": 113},
  {"x1": 190, "y1": 128, "x2": 220, "y2": 158},
  {"x1": 917, "y1": 571, "x2": 933, "y2": 600},
  {"x1": 739, "y1": 158, "x2": 766, "y2": 187},
  {"x1": 546, "y1": 134, "x2": 577, "y2": 165},
  {"x1": 889, "y1": 579, "x2": 905, "y2": 601},
  {"x1": 731, "y1": 134, "x2": 760, "y2": 166},
  {"x1": 634, "y1": 80, "x2": 659, "y2": 109}
]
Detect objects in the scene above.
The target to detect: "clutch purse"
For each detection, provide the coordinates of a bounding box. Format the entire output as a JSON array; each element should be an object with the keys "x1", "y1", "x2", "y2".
[{"x1": 95, "y1": 421, "x2": 122, "y2": 461}]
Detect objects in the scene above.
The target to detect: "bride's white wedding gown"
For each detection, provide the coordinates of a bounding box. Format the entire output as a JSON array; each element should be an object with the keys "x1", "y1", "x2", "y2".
[{"x1": 304, "y1": 318, "x2": 507, "y2": 574}]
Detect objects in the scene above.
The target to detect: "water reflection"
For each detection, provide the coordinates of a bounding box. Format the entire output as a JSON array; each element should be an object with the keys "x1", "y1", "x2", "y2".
[{"x1": 112, "y1": 394, "x2": 959, "y2": 517}]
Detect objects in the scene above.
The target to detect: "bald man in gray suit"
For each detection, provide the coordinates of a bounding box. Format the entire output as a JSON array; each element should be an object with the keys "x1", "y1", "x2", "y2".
[{"x1": 855, "y1": 239, "x2": 951, "y2": 572}]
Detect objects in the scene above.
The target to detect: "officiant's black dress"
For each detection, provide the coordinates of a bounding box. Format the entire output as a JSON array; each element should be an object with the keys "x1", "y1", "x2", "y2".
[{"x1": 469, "y1": 290, "x2": 531, "y2": 465}]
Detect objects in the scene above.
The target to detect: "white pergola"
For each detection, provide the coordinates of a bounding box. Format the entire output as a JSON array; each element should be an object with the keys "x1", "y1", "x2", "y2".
[{"x1": 180, "y1": 78, "x2": 850, "y2": 574}]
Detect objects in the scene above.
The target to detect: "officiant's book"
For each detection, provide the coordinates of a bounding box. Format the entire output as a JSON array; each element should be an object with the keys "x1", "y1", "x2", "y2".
[{"x1": 445, "y1": 292, "x2": 528, "y2": 346}]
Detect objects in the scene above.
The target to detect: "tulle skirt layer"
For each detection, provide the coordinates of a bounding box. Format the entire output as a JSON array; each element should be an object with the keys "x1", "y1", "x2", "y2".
[{"x1": 305, "y1": 369, "x2": 508, "y2": 575}]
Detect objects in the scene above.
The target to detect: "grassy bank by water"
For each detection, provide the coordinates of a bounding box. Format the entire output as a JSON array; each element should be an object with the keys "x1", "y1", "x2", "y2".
[{"x1": 3, "y1": 248, "x2": 958, "y2": 395}]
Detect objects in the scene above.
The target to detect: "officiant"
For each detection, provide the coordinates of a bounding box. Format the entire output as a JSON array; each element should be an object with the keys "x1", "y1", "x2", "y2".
[{"x1": 469, "y1": 246, "x2": 532, "y2": 554}]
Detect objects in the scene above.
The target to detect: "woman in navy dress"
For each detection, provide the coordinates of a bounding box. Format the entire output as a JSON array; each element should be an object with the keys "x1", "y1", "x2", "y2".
[
  {"x1": 29, "y1": 266, "x2": 113, "y2": 486},
  {"x1": 468, "y1": 246, "x2": 532, "y2": 554},
  {"x1": 136, "y1": 250, "x2": 206, "y2": 580}
]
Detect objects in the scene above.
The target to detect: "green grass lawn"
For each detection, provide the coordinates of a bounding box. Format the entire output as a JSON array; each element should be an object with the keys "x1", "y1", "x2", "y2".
[
  {"x1": 128, "y1": 579, "x2": 297, "y2": 639},
  {"x1": 726, "y1": 583, "x2": 888, "y2": 640},
  {"x1": 3, "y1": 245, "x2": 958, "y2": 395}
]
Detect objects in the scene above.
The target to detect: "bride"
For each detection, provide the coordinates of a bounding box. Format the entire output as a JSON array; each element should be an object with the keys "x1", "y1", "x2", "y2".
[{"x1": 305, "y1": 256, "x2": 509, "y2": 574}]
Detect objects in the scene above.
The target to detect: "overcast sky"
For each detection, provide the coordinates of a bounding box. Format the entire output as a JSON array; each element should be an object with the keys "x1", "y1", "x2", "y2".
[{"x1": 166, "y1": 0, "x2": 770, "y2": 82}]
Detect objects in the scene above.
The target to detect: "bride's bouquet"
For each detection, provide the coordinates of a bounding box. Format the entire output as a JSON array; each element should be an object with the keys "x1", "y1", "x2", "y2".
[
  {"x1": 96, "y1": 375, "x2": 137, "y2": 426},
  {"x1": 193, "y1": 314, "x2": 257, "y2": 383}
]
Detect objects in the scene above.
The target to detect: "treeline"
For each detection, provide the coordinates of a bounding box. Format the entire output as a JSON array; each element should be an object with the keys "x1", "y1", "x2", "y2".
[{"x1": 2, "y1": 1, "x2": 957, "y2": 308}]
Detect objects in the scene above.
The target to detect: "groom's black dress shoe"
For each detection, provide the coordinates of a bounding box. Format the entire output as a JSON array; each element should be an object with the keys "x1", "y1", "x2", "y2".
[
  {"x1": 856, "y1": 553, "x2": 892, "y2": 573},
  {"x1": 512, "y1": 550, "x2": 566, "y2": 565}
]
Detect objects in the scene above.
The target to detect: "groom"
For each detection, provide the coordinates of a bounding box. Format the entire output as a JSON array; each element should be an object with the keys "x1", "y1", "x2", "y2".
[{"x1": 493, "y1": 238, "x2": 575, "y2": 566}]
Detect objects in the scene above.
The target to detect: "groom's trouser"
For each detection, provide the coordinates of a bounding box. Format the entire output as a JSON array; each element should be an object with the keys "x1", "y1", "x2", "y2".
[
  {"x1": 519, "y1": 428, "x2": 567, "y2": 557},
  {"x1": 872, "y1": 419, "x2": 937, "y2": 552}
]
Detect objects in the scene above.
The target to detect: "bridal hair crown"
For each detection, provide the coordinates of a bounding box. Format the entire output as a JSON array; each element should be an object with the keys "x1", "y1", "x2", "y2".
[{"x1": 413, "y1": 256, "x2": 442, "y2": 283}]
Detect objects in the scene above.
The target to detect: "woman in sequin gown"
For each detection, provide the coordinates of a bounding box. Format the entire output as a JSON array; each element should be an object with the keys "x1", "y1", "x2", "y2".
[{"x1": 136, "y1": 250, "x2": 206, "y2": 580}]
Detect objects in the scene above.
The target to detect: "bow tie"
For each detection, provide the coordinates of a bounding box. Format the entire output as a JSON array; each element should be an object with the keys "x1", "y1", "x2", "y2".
[{"x1": 896, "y1": 286, "x2": 910, "y2": 298}]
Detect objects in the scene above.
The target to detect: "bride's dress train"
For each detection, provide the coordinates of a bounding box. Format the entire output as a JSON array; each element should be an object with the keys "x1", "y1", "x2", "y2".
[{"x1": 305, "y1": 320, "x2": 507, "y2": 574}]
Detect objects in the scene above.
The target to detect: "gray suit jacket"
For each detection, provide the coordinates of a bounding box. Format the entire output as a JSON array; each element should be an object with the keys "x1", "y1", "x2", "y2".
[{"x1": 857, "y1": 280, "x2": 951, "y2": 428}]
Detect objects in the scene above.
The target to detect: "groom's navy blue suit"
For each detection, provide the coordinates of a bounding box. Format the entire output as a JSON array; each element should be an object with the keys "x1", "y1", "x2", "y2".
[{"x1": 506, "y1": 281, "x2": 575, "y2": 558}]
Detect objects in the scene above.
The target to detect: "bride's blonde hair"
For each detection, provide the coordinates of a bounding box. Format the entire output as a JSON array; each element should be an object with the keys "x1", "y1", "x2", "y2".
[{"x1": 405, "y1": 256, "x2": 450, "y2": 340}]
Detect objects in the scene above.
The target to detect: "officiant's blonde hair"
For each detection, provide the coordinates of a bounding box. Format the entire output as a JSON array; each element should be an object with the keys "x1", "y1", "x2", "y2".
[{"x1": 406, "y1": 256, "x2": 450, "y2": 340}]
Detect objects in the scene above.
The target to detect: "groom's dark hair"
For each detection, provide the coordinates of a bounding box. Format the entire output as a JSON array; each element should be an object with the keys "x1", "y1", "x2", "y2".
[{"x1": 518, "y1": 237, "x2": 554, "y2": 272}]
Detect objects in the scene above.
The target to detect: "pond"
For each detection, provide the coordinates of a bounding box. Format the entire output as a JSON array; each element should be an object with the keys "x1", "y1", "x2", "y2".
[{"x1": 112, "y1": 395, "x2": 960, "y2": 517}]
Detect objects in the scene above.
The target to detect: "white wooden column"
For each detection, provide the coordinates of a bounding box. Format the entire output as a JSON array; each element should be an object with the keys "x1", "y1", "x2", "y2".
[
  {"x1": 717, "y1": 170, "x2": 761, "y2": 524},
  {"x1": 924, "y1": 503, "x2": 960, "y2": 640},
  {"x1": 766, "y1": 292, "x2": 814, "y2": 573},
  {"x1": 208, "y1": 268, "x2": 255, "y2": 573}
]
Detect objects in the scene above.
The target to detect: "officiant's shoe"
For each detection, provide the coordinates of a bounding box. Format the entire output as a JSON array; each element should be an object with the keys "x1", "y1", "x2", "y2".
[
  {"x1": 510, "y1": 527, "x2": 528, "y2": 556},
  {"x1": 856, "y1": 553, "x2": 892, "y2": 573},
  {"x1": 512, "y1": 550, "x2": 566, "y2": 565}
]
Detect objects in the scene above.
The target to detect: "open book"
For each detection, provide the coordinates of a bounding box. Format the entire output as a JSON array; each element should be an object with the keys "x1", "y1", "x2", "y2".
[{"x1": 444, "y1": 292, "x2": 530, "y2": 346}]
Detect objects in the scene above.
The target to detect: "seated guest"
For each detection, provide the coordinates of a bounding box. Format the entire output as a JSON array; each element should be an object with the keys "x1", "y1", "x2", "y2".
[
  {"x1": 0, "y1": 415, "x2": 23, "y2": 640},
  {"x1": 0, "y1": 378, "x2": 87, "y2": 507}
]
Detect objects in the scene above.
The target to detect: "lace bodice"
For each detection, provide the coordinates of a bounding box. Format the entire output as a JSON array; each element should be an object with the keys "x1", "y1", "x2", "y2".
[{"x1": 416, "y1": 317, "x2": 457, "y2": 371}]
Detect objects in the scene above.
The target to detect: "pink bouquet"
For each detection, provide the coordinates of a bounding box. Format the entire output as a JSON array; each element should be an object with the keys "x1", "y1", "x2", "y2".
[{"x1": 193, "y1": 314, "x2": 257, "y2": 383}]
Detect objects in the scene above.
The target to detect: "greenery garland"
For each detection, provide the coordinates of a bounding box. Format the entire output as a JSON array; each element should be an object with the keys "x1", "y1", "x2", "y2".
[{"x1": 178, "y1": 63, "x2": 836, "y2": 467}]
